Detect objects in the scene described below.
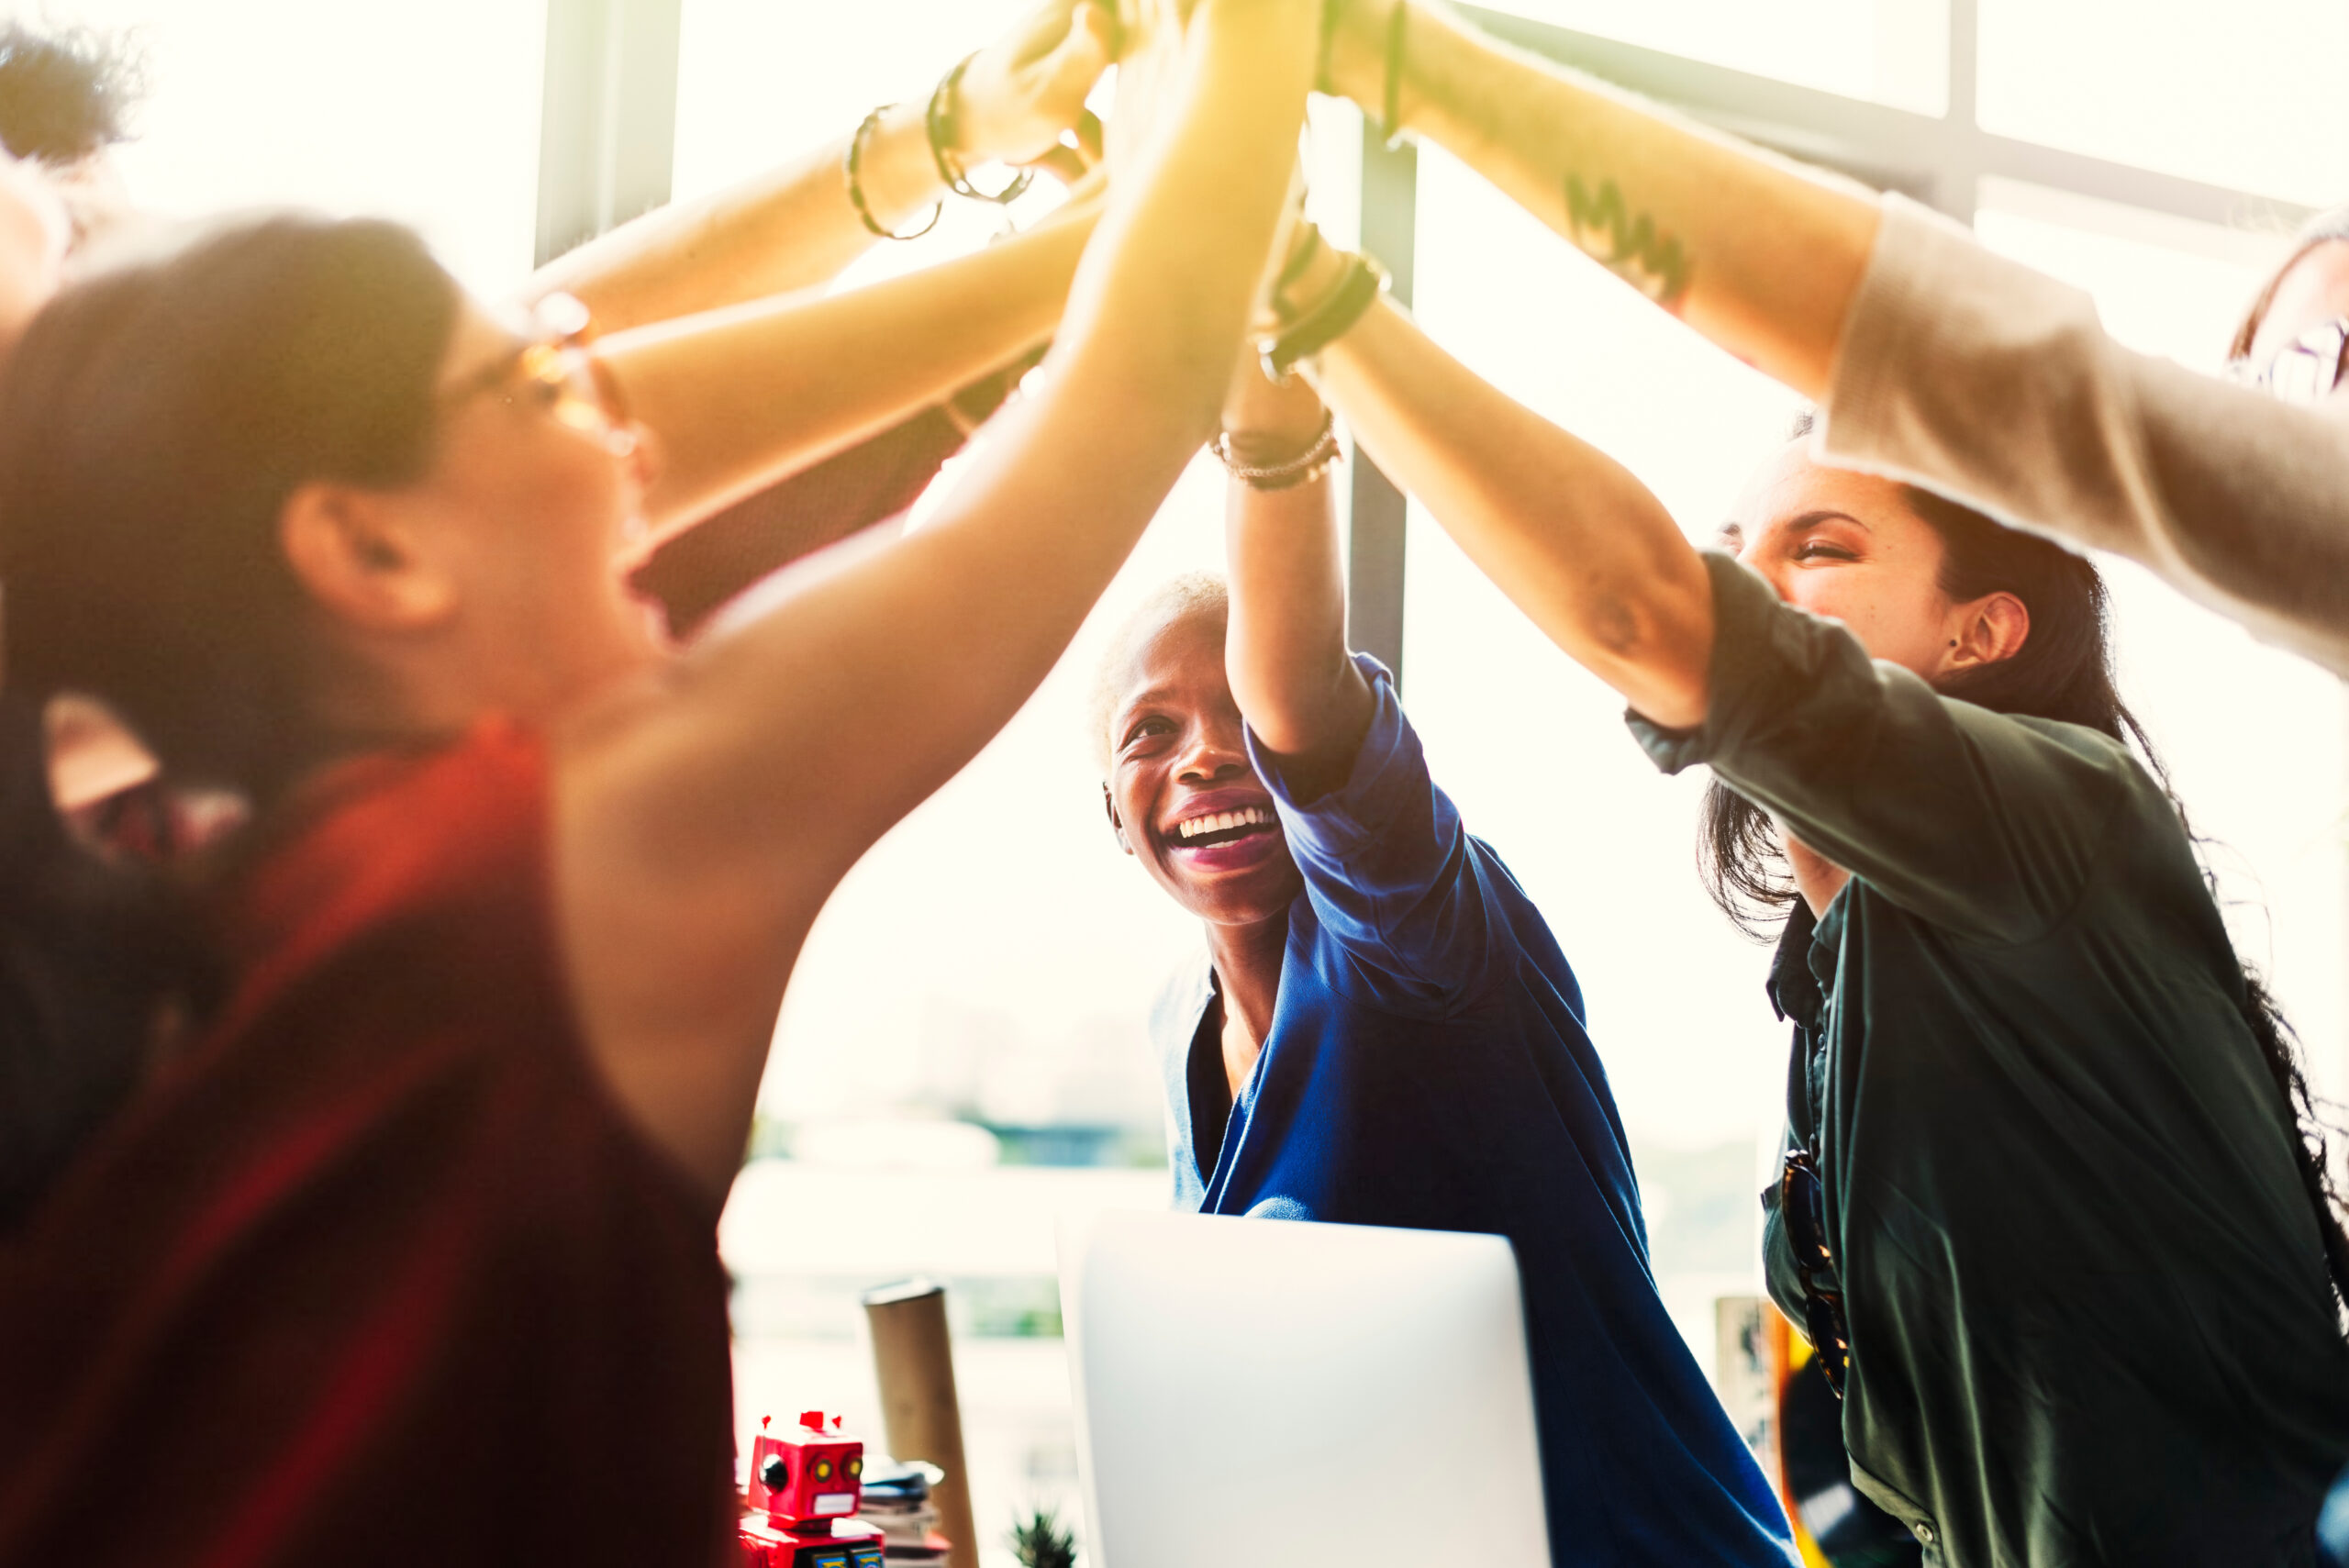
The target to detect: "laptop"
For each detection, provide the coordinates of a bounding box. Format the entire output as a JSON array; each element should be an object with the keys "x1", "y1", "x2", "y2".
[{"x1": 1058, "y1": 1211, "x2": 1550, "y2": 1566}]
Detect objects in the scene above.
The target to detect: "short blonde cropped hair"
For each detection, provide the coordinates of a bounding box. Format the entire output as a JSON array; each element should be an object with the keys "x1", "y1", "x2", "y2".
[{"x1": 1087, "y1": 571, "x2": 1230, "y2": 773}]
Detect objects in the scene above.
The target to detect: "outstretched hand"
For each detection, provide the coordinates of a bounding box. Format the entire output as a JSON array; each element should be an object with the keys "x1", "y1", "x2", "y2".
[{"x1": 955, "y1": 0, "x2": 1117, "y2": 172}]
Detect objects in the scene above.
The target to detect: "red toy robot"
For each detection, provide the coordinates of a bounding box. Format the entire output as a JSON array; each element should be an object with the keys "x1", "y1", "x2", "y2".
[{"x1": 739, "y1": 1411, "x2": 888, "y2": 1568}]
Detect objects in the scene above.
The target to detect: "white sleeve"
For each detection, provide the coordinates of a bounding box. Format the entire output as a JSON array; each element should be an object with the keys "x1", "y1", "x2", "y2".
[{"x1": 1818, "y1": 193, "x2": 2349, "y2": 677}]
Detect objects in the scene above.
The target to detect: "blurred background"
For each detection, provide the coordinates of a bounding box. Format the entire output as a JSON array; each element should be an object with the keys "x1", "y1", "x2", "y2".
[{"x1": 26, "y1": 0, "x2": 2348, "y2": 1558}]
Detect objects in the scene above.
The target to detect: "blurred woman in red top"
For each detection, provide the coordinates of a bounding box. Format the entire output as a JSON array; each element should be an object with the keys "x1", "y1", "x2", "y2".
[{"x1": 0, "y1": 1, "x2": 1323, "y2": 1561}]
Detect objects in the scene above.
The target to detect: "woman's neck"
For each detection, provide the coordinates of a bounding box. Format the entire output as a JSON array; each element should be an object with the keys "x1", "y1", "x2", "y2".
[
  {"x1": 1204, "y1": 908, "x2": 1289, "y2": 1091},
  {"x1": 1781, "y1": 826, "x2": 1851, "y2": 917}
]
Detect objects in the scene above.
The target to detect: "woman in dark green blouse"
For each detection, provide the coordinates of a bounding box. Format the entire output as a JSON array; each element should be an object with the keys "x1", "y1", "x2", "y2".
[{"x1": 1279, "y1": 233, "x2": 2349, "y2": 1563}]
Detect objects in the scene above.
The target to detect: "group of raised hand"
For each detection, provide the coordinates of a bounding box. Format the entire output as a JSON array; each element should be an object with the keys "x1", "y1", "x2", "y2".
[{"x1": 4, "y1": 2, "x2": 2348, "y2": 1562}]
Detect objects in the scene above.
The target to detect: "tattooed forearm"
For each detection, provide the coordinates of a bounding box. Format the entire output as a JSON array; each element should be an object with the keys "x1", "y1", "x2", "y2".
[{"x1": 1564, "y1": 173, "x2": 1693, "y2": 309}]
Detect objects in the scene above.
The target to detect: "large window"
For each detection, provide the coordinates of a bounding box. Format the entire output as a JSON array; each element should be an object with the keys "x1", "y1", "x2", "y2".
[
  {"x1": 50, "y1": 0, "x2": 546, "y2": 293},
  {"x1": 1978, "y1": 0, "x2": 2349, "y2": 205},
  {"x1": 45, "y1": 5, "x2": 2341, "y2": 1561},
  {"x1": 1506, "y1": 0, "x2": 1949, "y2": 113}
]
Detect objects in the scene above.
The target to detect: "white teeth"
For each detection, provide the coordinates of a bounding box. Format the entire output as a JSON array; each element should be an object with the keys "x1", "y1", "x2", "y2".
[{"x1": 1175, "y1": 806, "x2": 1272, "y2": 840}]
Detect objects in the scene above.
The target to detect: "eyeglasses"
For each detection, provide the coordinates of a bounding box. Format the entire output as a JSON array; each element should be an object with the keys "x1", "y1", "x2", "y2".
[
  {"x1": 1779, "y1": 1146, "x2": 1851, "y2": 1399},
  {"x1": 2228, "y1": 316, "x2": 2349, "y2": 406},
  {"x1": 439, "y1": 290, "x2": 635, "y2": 448}
]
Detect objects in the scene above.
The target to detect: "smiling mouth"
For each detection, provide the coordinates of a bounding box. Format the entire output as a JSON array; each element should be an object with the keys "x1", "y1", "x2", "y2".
[{"x1": 1166, "y1": 805, "x2": 1279, "y2": 850}]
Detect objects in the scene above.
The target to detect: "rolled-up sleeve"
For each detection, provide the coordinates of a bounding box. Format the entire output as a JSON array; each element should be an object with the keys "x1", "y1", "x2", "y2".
[
  {"x1": 1630, "y1": 552, "x2": 2136, "y2": 945},
  {"x1": 1820, "y1": 194, "x2": 2349, "y2": 677},
  {"x1": 1247, "y1": 656, "x2": 1511, "y2": 1015}
]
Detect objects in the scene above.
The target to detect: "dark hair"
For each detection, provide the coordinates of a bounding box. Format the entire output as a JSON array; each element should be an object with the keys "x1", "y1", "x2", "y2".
[
  {"x1": 1701, "y1": 414, "x2": 2349, "y2": 1307},
  {"x1": 0, "y1": 22, "x2": 142, "y2": 164},
  {"x1": 0, "y1": 694, "x2": 208, "y2": 1231},
  {"x1": 1699, "y1": 412, "x2": 2152, "y2": 934},
  {"x1": 0, "y1": 213, "x2": 458, "y2": 796},
  {"x1": 0, "y1": 214, "x2": 454, "y2": 1229}
]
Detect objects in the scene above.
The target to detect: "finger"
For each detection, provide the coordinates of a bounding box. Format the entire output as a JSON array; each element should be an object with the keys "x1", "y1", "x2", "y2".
[
  {"x1": 1074, "y1": 108, "x2": 1106, "y2": 162},
  {"x1": 1088, "y1": 0, "x2": 1127, "y2": 61},
  {"x1": 1046, "y1": 0, "x2": 1115, "y2": 95},
  {"x1": 1005, "y1": 0, "x2": 1080, "y2": 70}
]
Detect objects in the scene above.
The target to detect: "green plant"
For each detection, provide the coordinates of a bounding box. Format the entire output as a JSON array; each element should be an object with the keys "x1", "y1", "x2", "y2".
[{"x1": 1008, "y1": 1507, "x2": 1076, "y2": 1568}]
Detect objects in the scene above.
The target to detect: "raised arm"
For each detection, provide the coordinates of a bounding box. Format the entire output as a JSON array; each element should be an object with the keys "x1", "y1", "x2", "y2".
[
  {"x1": 560, "y1": 0, "x2": 1320, "y2": 1194},
  {"x1": 600, "y1": 194, "x2": 1097, "y2": 535},
  {"x1": 1321, "y1": 0, "x2": 1876, "y2": 396},
  {"x1": 1293, "y1": 251, "x2": 1714, "y2": 726},
  {"x1": 1219, "y1": 358, "x2": 1372, "y2": 799},
  {"x1": 529, "y1": 0, "x2": 1111, "y2": 332},
  {"x1": 1322, "y1": 3, "x2": 2349, "y2": 677}
]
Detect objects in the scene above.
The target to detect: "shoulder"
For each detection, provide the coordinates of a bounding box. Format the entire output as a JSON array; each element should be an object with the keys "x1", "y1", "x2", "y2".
[
  {"x1": 1968, "y1": 707, "x2": 2155, "y2": 801},
  {"x1": 215, "y1": 718, "x2": 551, "y2": 975}
]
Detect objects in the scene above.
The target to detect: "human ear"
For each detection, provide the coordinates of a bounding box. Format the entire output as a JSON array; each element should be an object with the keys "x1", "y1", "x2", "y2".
[
  {"x1": 278, "y1": 483, "x2": 457, "y2": 634},
  {"x1": 1946, "y1": 591, "x2": 2031, "y2": 674},
  {"x1": 1103, "y1": 783, "x2": 1134, "y2": 856}
]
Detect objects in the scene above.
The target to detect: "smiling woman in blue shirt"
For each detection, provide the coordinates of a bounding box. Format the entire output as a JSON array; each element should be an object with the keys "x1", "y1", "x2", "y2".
[{"x1": 1091, "y1": 350, "x2": 1798, "y2": 1566}]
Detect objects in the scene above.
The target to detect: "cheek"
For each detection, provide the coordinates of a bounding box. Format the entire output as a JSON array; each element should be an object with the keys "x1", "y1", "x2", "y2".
[
  {"x1": 1776, "y1": 571, "x2": 1947, "y2": 668},
  {"x1": 465, "y1": 420, "x2": 628, "y2": 530},
  {"x1": 1776, "y1": 573, "x2": 1869, "y2": 634}
]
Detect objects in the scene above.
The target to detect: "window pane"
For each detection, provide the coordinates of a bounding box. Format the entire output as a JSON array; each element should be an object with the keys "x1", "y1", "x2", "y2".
[
  {"x1": 1978, "y1": 0, "x2": 2349, "y2": 206},
  {"x1": 674, "y1": 0, "x2": 1062, "y2": 284},
  {"x1": 1491, "y1": 0, "x2": 1949, "y2": 115},
  {"x1": 48, "y1": 0, "x2": 545, "y2": 295}
]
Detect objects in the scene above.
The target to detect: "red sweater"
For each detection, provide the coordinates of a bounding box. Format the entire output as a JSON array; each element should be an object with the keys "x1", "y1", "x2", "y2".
[{"x1": 0, "y1": 721, "x2": 735, "y2": 1566}]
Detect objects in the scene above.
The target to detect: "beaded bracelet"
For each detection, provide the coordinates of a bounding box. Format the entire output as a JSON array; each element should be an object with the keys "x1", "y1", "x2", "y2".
[
  {"x1": 1263, "y1": 254, "x2": 1389, "y2": 380},
  {"x1": 925, "y1": 54, "x2": 1036, "y2": 206},
  {"x1": 1211, "y1": 410, "x2": 1344, "y2": 492},
  {"x1": 845, "y1": 106, "x2": 943, "y2": 241}
]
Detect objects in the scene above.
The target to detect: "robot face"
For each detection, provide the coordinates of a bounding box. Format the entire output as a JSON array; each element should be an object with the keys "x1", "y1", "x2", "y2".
[{"x1": 748, "y1": 1429, "x2": 866, "y2": 1523}]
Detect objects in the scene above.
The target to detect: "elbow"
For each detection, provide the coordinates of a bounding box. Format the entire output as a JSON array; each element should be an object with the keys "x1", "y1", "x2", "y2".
[
  {"x1": 1586, "y1": 591, "x2": 1647, "y2": 659},
  {"x1": 1568, "y1": 584, "x2": 1711, "y2": 729}
]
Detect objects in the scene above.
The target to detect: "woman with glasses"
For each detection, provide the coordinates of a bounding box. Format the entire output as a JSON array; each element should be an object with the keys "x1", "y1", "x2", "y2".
[
  {"x1": 1271, "y1": 206, "x2": 2349, "y2": 1561},
  {"x1": 2230, "y1": 207, "x2": 2349, "y2": 406},
  {"x1": 0, "y1": 0, "x2": 1319, "y2": 1559},
  {"x1": 1312, "y1": 0, "x2": 2349, "y2": 676},
  {"x1": 0, "y1": 0, "x2": 1116, "y2": 1241}
]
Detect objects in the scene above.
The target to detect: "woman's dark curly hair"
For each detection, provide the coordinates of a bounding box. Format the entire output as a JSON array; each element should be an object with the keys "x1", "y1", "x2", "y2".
[{"x1": 1701, "y1": 412, "x2": 2349, "y2": 1308}]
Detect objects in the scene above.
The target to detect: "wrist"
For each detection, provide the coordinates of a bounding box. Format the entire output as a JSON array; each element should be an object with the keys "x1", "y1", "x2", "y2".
[
  {"x1": 854, "y1": 101, "x2": 948, "y2": 223},
  {"x1": 1222, "y1": 413, "x2": 1331, "y2": 467},
  {"x1": 927, "y1": 53, "x2": 1036, "y2": 205},
  {"x1": 1272, "y1": 231, "x2": 1354, "y2": 326},
  {"x1": 1214, "y1": 409, "x2": 1343, "y2": 491}
]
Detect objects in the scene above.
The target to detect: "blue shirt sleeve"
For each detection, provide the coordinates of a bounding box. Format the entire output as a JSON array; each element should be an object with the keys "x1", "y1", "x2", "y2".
[{"x1": 1244, "y1": 655, "x2": 1515, "y2": 1017}]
